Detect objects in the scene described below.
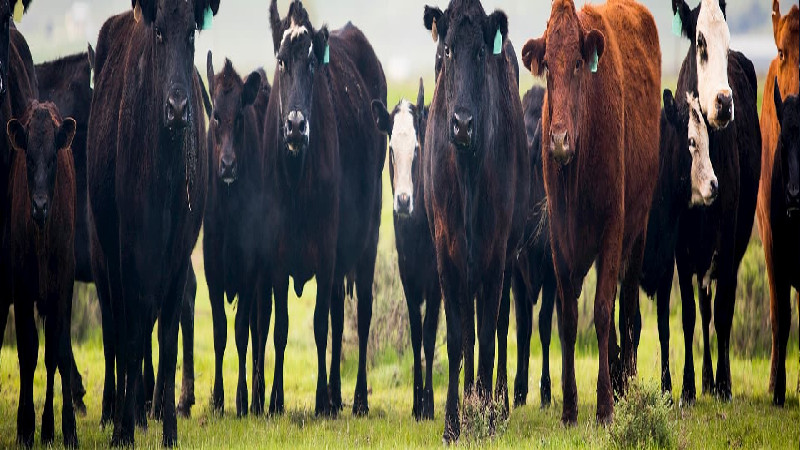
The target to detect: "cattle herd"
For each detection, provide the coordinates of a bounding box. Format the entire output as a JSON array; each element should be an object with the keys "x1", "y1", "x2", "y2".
[{"x1": 0, "y1": 0, "x2": 796, "y2": 446}]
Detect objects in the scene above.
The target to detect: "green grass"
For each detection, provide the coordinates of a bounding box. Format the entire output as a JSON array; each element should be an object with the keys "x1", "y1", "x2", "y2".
[{"x1": 0, "y1": 82, "x2": 798, "y2": 448}]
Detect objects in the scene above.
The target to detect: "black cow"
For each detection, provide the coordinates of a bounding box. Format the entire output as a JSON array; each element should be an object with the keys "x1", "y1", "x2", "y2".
[
  {"x1": 671, "y1": 0, "x2": 761, "y2": 403},
  {"x1": 8, "y1": 101, "x2": 78, "y2": 447},
  {"x1": 264, "y1": 0, "x2": 386, "y2": 416},
  {"x1": 765, "y1": 84, "x2": 798, "y2": 406},
  {"x1": 510, "y1": 86, "x2": 557, "y2": 409},
  {"x1": 422, "y1": 0, "x2": 529, "y2": 441},
  {"x1": 87, "y1": 0, "x2": 217, "y2": 445},
  {"x1": 0, "y1": 0, "x2": 36, "y2": 363},
  {"x1": 203, "y1": 52, "x2": 270, "y2": 417},
  {"x1": 372, "y1": 79, "x2": 441, "y2": 421}
]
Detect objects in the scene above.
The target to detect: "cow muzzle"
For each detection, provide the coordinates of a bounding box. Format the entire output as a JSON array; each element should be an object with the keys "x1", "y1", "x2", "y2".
[
  {"x1": 166, "y1": 88, "x2": 189, "y2": 127},
  {"x1": 32, "y1": 193, "x2": 49, "y2": 228},
  {"x1": 787, "y1": 182, "x2": 800, "y2": 217},
  {"x1": 450, "y1": 112, "x2": 473, "y2": 149},
  {"x1": 219, "y1": 153, "x2": 237, "y2": 184},
  {"x1": 710, "y1": 90, "x2": 733, "y2": 129},
  {"x1": 284, "y1": 110, "x2": 309, "y2": 155},
  {"x1": 549, "y1": 130, "x2": 573, "y2": 165},
  {"x1": 394, "y1": 192, "x2": 413, "y2": 218}
]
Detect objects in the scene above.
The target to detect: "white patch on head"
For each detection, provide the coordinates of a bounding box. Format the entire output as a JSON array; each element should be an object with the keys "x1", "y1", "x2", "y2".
[
  {"x1": 696, "y1": 0, "x2": 733, "y2": 128},
  {"x1": 686, "y1": 92, "x2": 717, "y2": 207},
  {"x1": 390, "y1": 99, "x2": 418, "y2": 216},
  {"x1": 281, "y1": 19, "x2": 308, "y2": 47}
]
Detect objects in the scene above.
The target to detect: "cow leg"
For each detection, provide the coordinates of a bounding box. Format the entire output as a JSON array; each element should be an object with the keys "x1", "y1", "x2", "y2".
[
  {"x1": 421, "y1": 284, "x2": 441, "y2": 421},
  {"x1": 207, "y1": 276, "x2": 226, "y2": 413},
  {"x1": 771, "y1": 280, "x2": 791, "y2": 406},
  {"x1": 539, "y1": 278, "x2": 556, "y2": 408},
  {"x1": 464, "y1": 296, "x2": 476, "y2": 397},
  {"x1": 765, "y1": 237, "x2": 779, "y2": 395},
  {"x1": 158, "y1": 262, "x2": 188, "y2": 447},
  {"x1": 177, "y1": 267, "x2": 196, "y2": 418},
  {"x1": 69, "y1": 349, "x2": 87, "y2": 417},
  {"x1": 251, "y1": 278, "x2": 271, "y2": 416},
  {"x1": 353, "y1": 246, "x2": 377, "y2": 417},
  {"x1": 555, "y1": 268, "x2": 578, "y2": 426},
  {"x1": 94, "y1": 250, "x2": 117, "y2": 427},
  {"x1": 713, "y1": 272, "x2": 737, "y2": 402},
  {"x1": 512, "y1": 268, "x2": 533, "y2": 407},
  {"x1": 148, "y1": 318, "x2": 161, "y2": 423},
  {"x1": 595, "y1": 244, "x2": 621, "y2": 425},
  {"x1": 314, "y1": 269, "x2": 334, "y2": 416},
  {"x1": 0, "y1": 301, "x2": 8, "y2": 356},
  {"x1": 269, "y1": 273, "x2": 289, "y2": 415},
  {"x1": 328, "y1": 281, "x2": 345, "y2": 412},
  {"x1": 676, "y1": 253, "x2": 697, "y2": 406},
  {"x1": 113, "y1": 309, "x2": 145, "y2": 446},
  {"x1": 619, "y1": 236, "x2": 645, "y2": 388},
  {"x1": 42, "y1": 316, "x2": 58, "y2": 445},
  {"x1": 57, "y1": 282, "x2": 78, "y2": 448},
  {"x1": 698, "y1": 281, "x2": 714, "y2": 396},
  {"x1": 15, "y1": 294, "x2": 37, "y2": 447},
  {"x1": 406, "y1": 286, "x2": 424, "y2": 420},
  {"x1": 656, "y1": 266, "x2": 674, "y2": 395},
  {"x1": 494, "y1": 270, "x2": 511, "y2": 417},
  {"x1": 234, "y1": 287, "x2": 253, "y2": 417}
]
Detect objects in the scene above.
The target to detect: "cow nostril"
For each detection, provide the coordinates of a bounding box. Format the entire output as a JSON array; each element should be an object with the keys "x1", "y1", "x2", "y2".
[
  {"x1": 298, "y1": 119, "x2": 306, "y2": 133},
  {"x1": 710, "y1": 179, "x2": 719, "y2": 197}
]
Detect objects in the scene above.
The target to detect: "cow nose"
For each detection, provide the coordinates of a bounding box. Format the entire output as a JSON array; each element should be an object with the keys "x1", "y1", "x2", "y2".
[
  {"x1": 715, "y1": 92, "x2": 733, "y2": 122},
  {"x1": 451, "y1": 113, "x2": 473, "y2": 147},
  {"x1": 167, "y1": 89, "x2": 188, "y2": 125},
  {"x1": 284, "y1": 111, "x2": 307, "y2": 140},
  {"x1": 789, "y1": 182, "x2": 800, "y2": 199},
  {"x1": 32, "y1": 194, "x2": 48, "y2": 225},
  {"x1": 396, "y1": 193, "x2": 411, "y2": 214},
  {"x1": 709, "y1": 179, "x2": 719, "y2": 201},
  {"x1": 219, "y1": 154, "x2": 237, "y2": 182}
]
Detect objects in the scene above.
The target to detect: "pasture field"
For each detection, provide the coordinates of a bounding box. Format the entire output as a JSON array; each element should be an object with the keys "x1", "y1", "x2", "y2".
[{"x1": 1, "y1": 83, "x2": 798, "y2": 448}]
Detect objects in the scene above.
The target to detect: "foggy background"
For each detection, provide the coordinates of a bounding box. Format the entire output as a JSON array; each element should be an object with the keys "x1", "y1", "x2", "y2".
[{"x1": 16, "y1": 0, "x2": 781, "y2": 88}]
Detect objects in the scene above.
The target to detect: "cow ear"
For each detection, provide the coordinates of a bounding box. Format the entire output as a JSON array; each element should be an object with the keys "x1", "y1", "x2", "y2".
[
  {"x1": 672, "y1": 0, "x2": 693, "y2": 39},
  {"x1": 206, "y1": 51, "x2": 215, "y2": 98},
  {"x1": 663, "y1": 89, "x2": 680, "y2": 128},
  {"x1": 774, "y1": 77, "x2": 784, "y2": 125},
  {"x1": 87, "y1": 43, "x2": 95, "y2": 72},
  {"x1": 195, "y1": 0, "x2": 220, "y2": 30},
  {"x1": 132, "y1": 0, "x2": 156, "y2": 24},
  {"x1": 17, "y1": 0, "x2": 32, "y2": 11},
  {"x1": 772, "y1": 0, "x2": 782, "y2": 46},
  {"x1": 416, "y1": 78, "x2": 425, "y2": 116},
  {"x1": 371, "y1": 100, "x2": 392, "y2": 136},
  {"x1": 719, "y1": 0, "x2": 726, "y2": 18},
  {"x1": 583, "y1": 29, "x2": 605, "y2": 66},
  {"x1": 521, "y1": 37, "x2": 546, "y2": 76},
  {"x1": 56, "y1": 118, "x2": 77, "y2": 151},
  {"x1": 312, "y1": 26, "x2": 329, "y2": 64},
  {"x1": 531, "y1": 118, "x2": 543, "y2": 169},
  {"x1": 242, "y1": 71, "x2": 261, "y2": 107},
  {"x1": 484, "y1": 10, "x2": 508, "y2": 51},
  {"x1": 423, "y1": 6, "x2": 447, "y2": 42},
  {"x1": 269, "y1": 0, "x2": 284, "y2": 55},
  {"x1": 6, "y1": 119, "x2": 26, "y2": 153}
]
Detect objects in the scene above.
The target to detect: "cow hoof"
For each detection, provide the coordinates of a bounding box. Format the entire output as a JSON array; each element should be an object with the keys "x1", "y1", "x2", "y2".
[
  {"x1": 661, "y1": 372, "x2": 673, "y2": 396},
  {"x1": 715, "y1": 385, "x2": 732, "y2": 402},
  {"x1": 211, "y1": 385, "x2": 224, "y2": 414},
  {"x1": 442, "y1": 418, "x2": 460, "y2": 444},
  {"x1": 162, "y1": 433, "x2": 177, "y2": 448},
  {"x1": 679, "y1": 387, "x2": 696, "y2": 408},
  {"x1": 561, "y1": 409, "x2": 578, "y2": 427},
  {"x1": 773, "y1": 390, "x2": 786, "y2": 407},
  {"x1": 17, "y1": 432, "x2": 34, "y2": 449},
  {"x1": 540, "y1": 376, "x2": 552, "y2": 409},
  {"x1": 177, "y1": 402, "x2": 192, "y2": 418},
  {"x1": 42, "y1": 413, "x2": 55, "y2": 444},
  {"x1": 63, "y1": 433, "x2": 79, "y2": 449},
  {"x1": 421, "y1": 388, "x2": 434, "y2": 420},
  {"x1": 73, "y1": 397, "x2": 87, "y2": 417},
  {"x1": 269, "y1": 388, "x2": 285, "y2": 416},
  {"x1": 236, "y1": 385, "x2": 248, "y2": 417},
  {"x1": 315, "y1": 389, "x2": 334, "y2": 417},
  {"x1": 329, "y1": 384, "x2": 343, "y2": 412},
  {"x1": 352, "y1": 396, "x2": 369, "y2": 417}
]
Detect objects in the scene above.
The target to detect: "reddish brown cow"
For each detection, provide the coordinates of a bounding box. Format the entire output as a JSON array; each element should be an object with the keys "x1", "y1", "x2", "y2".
[
  {"x1": 522, "y1": 0, "x2": 660, "y2": 424},
  {"x1": 8, "y1": 101, "x2": 77, "y2": 447},
  {"x1": 755, "y1": 0, "x2": 799, "y2": 400}
]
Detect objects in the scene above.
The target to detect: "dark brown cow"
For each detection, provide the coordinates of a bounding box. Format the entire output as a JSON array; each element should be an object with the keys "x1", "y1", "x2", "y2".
[
  {"x1": 8, "y1": 101, "x2": 77, "y2": 447},
  {"x1": 87, "y1": 0, "x2": 217, "y2": 445},
  {"x1": 264, "y1": 0, "x2": 386, "y2": 416},
  {"x1": 422, "y1": 0, "x2": 529, "y2": 441},
  {"x1": 522, "y1": 0, "x2": 661, "y2": 424},
  {"x1": 755, "y1": 0, "x2": 799, "y2": 401},
  {"x1": 372, "y1": 79, "x2": 441, "y2": 421}
]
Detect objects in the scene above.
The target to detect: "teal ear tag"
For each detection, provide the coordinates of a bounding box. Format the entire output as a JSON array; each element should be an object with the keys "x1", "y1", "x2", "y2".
[
  {"x1": 323, "y1": 43, "x2": 330, "y2": 64},
  {"x1": 590, "y1": 49, "x2": 598, "y2": 73},
  {"x1": 671, "y1": 12, "x2": 682, "y2": 37},
  {"x1": 492, "y1": 29, "x2": 502, "y2": 55},
  {"x1": 201, "y1": 6, "x2": 213, "y2": 30},
  {"x1": 12, "y1": 0, "x2": 23, "y2": 23}
]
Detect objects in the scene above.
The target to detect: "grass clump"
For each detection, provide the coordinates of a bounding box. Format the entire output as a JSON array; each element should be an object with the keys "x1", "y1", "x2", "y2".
[
  {"x1": 460, "y1": 389, "x2": 509, "y2": 444},
  {"x1": 609, "y1": 379, "x2": 676, "y2": 449}
]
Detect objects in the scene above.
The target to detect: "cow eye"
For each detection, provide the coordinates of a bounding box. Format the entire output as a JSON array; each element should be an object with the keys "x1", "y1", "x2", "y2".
[
  {"x1": 689, "y1": 137, "x2": 696, "y2": 148},
  {"x1": 477, "y1": 47, "x2": 485, "y2": 60},
  {"x1": 779, "y1": 49, "x2": 785, "y2": 62},
  {"x1": 541, "y1": 60, "x2": 548, "y2": 74},
  {"x1": 155, "y1": 27, "x2": 163, "y2": 43},
  {"x1": 444, "y1": 45, "x2": 452, "y2": 59},
  {"x1": 213, "y1": 112, "x2": 220, "y2": 124},
  {"x1": 575, "y1": 59, "x2": 583, "y2": 72},
  {"x1": 188, "y1": 30, "x2": 195, "y2": 45},
  {"x1": 278, "y1": 59, "x2": 285, "y2": 73}
]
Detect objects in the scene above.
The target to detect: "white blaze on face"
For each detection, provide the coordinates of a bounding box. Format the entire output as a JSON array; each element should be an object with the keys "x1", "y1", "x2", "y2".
[
  {"x1": 687, "y1": 93, "x2": 717, "y2": 206},
  {"x1": 282, "y1": 19, "x2": 308, "y2": 47},
  {"x1": 696, "y1": 0, "x2": 733, "y2": 128},
  {"x1": 391, "y1": 100, "x2": 418, "y2": 215}
]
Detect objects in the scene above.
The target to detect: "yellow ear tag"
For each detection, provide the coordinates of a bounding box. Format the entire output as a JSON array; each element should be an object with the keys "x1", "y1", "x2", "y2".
[
  {"x1": 13, "y1": 0, "x2": 24, "y2": 24},
  {"x1": 133, "y1": 2, "x2": 142, "y2": 23},
  {"x1": 431, "y1": 19, "x2": 438, "y2": 43}
]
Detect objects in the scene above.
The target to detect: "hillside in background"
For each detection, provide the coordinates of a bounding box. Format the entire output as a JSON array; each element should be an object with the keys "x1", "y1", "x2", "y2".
[{"x1": 16, "y1": 0, "x2": 780, "y2": 84}]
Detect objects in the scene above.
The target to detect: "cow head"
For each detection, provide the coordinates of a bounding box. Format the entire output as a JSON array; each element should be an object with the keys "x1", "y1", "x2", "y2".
[
  {"x1": 0, "y1": 0, "x2": 31, "y2": 101},
  {"x1": 774, "y1": 81, "x2": 800, "y2": 217},
  {"x1": 132, "y1": 0, "x2": 220, "y2": 130},
  {"x1": 521, "y1": 0, "x2": 604, "y2": 166},
  {"x1": 206, "y1": 52, "x2": 260, "y2": 185},
  {"x1": 772, "y1": 1, "x2": 799, "y2": 100},
  {"x1": 423, "y1": 1, "x2": 508, "y2": 152},
  {"x1": 673, "y1": 0, "x2": 733, "y2": 129},
  {"x1": 269, "y1": 0, "x2": 328, "y2": 159},
  {"x1": 664, "y1": 89, "x2": 717, "y2": 207},
  {"x1": 372, "y1": 79, "x2": 426, "y2": 218},
  {"x1": 7, "y1": 102, "x2": 75, "y2": 228}
]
